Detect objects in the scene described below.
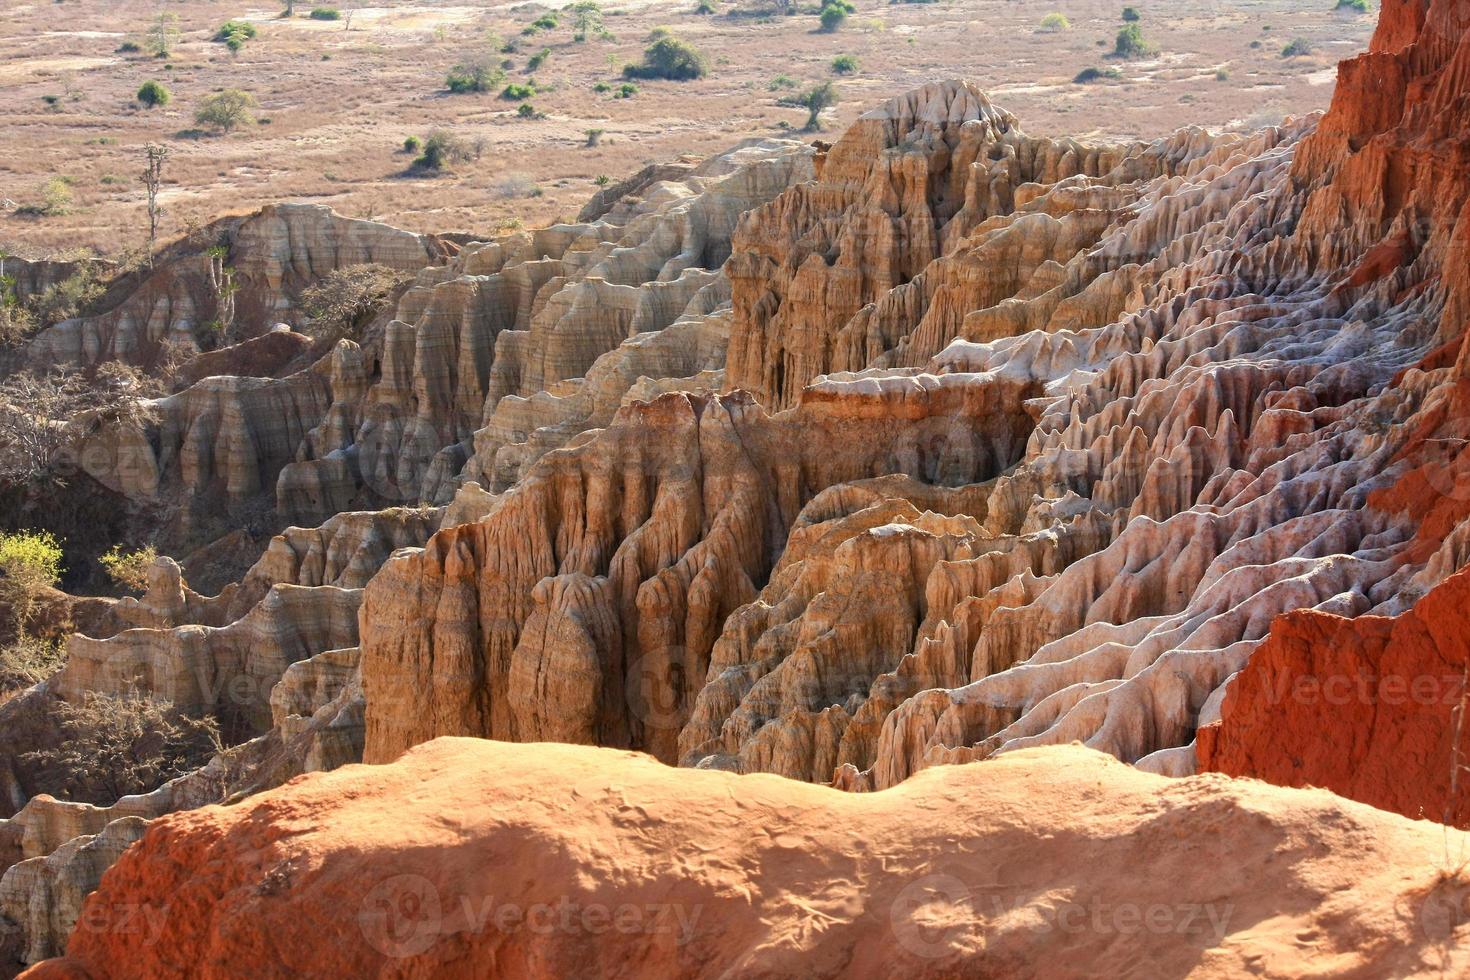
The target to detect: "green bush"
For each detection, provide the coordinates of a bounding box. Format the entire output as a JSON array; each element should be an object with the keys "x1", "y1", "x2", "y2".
[
  {"x1": 195, "y1": 88, "x2": 258, "y2": 132},
  {"x1": 309, "y1": 7, "x2": 341, "y2": 20},
  {"x1": 1113, "y1": 23, "x2": 1157, "y2": 58},
  {"x1": 1040, "y1": 12, "x2": 1070, "y2": 31},
  {"x1": 695, "y1": 0, "x2": 718, "y2": 12},
  {"x1": 403, "y1": 135, "x2": 421, "y2": 153},
  {"x1": 214, "y1": 20, "x2": 258, "y2": 42},
  {"x1": 1335, "y1": 0, "x2": 1370, "y2": 11},
  {"x1": 517, "y1": 102, "x2": 540, "y2": 118},
  {"x1": 501, "y1": 82, "x2": 535, "y2": 100},
  {"x1": 818, "y1": 1, "x2": 853, "y2": 32},
  {"x1": 446, "y1": 59, "x2": 505, "y2": 94},
  {"x1": 100, "y1": 545, "x2": 158, "y2": 593},
  {"x1": 414, "y1": 130, "x2": 468, "y2": 172},
  {"x1": 622, "y1": 31, "x2": 709, "y2": 80},
  {"x1": 615, "y1": 82, "x2": 638, "y2": 98},
  {"x1": 769, "y1": 74, "x2": 798, "y2": 90},
  {"x1": 136, "y1": 80, "x2": 171, "y2": 108},
  {"x1": 527, "y1": 47, "x2": 551, "y2": 71},
  {"x1": 0, "y1": 530, "x2": 63, "y2": 630},
  {"x1": 593, "y1": 81, "x2": 612, "y2": 93},
  {"x1": 1281, "y1": 37, "x2": 1313, "y2": 57},
  {"x1": 1073, "y1": 66, "x2": 1122, "y2": 83},
  {"x1": 1122, "y1": 6, "x2": 1141, "y2": 20},
  {"x1": 831, "y1": 54, "x2": 858, "y2": 74}
]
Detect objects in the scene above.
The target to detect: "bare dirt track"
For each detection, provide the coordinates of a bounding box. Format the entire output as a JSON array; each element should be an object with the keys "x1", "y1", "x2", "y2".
[{"x1": 0, "y1": 0, "x2": 1374, "y2": 255}]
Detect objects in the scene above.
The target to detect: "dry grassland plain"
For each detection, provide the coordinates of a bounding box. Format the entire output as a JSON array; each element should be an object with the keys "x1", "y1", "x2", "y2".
[{"x1": 0, "y1": 0, "x2": 1375, "y2": 256}]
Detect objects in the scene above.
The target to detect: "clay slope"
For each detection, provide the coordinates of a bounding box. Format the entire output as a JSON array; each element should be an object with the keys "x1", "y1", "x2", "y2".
[{"x1": 22, "y1": 738, "x2": 1470, "y2": 979}]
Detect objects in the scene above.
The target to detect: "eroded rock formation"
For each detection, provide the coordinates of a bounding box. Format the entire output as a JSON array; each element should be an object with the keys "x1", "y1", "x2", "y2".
[{"x1": 8, "y1": 0, "x2": 1470, "y2": 970}]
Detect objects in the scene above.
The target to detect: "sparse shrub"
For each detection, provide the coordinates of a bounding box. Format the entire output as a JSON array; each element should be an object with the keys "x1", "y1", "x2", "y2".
[
  {"x1": 1122, "y1": 6, "x2": 1141, "y2": 20},
  {"x1": 594, "y1": 174, "x2": 611, "y2": 186},
  {"x1": 571, "y1": 1, "x2": 612, "y2": 41},
  {"x1": 309, "y1": 7, "x2": 342, "y2": 20},
  {"x1": 527, "y1": 47, "x2": 551, "y2": 71},
  {"x1": 447, "y1": 58, "x2": 505, "y2": 94},
  {"x1": 28, "y1": 265, "x2": 102, "y2": 323},
  {"x1": 1249, "y1": 39, "x2": 1262, "y2": 48},
  {"x1": 622, "y1": 30, "x2": 709, "y2": 80},
  {"x1": 1073, "y1": 65, "x2": 1122, "y2": 83},
  {"x1": 517, "y1": 102, "x2": 540, "y2": 118},
  {"x1": 100, "y1": 545, "x2": 158, "y2": 593},
  {"x1": 20, "y1": 692, "x2": 223, "y2": 804},
  {"x1": 615, "y1": 82, "x2": 638, "y2": 98},
  {"x1": 136, "y1": 80, "x2": 171, "y2": 108},
  {"x1": 0, "y1": 636, "x2": 64, "y2": 696},
  {"x1": 403, "y1": 135, "x2": 422, "y2": 153},
  {"x1": 1215, "y1": 67, "x2": 1230, "y2": 80},
  {"x1": 144, "y1": 12, "x2": 181, "y2": 58},
  {"x1": 18, "y1": 177, "x2": 75, "y2": 218},
  {"x1": 1113, "y1": 23, "x2": 1157, "y2": 58},
  {"x1": 769, "y1": 74, "x2": 798, "y2": 90},
  {"x1": 593, "y1": 81, "x2": 612, "y2": 93},
  {"x1": 501, "y1": 82, "x2": 535, "y2": 100},
  {"x1": 413, "y1": 129, "x2": 471, "y2": 172},
  {"x1": 585, "y1": 128, "x2": 605, "y2": 146},
  {"x1": 1040, "y1": 12, "x2": 1070, "y2": 32},
  {"x1": 798, "y1": 80, "x2": 838, "y2": 131},
  {"x1": 695, "y1": 0, "x2": 718, "y2": 13},
  {"x1": 493, "y1": 173, "x2": 539, "y2": 197},
  {"x1": 523, "y1": 12, "x2": 559, "y2": 35},
  {"x1": 116, "y1": 40, "x2": 143, "y2": 54},
  {"x1": 1336, "y1": 0, "x2": 1370, "y2": 11},
  {"x1": 1281, "y1": 37, "x2": 1313, "y2": 57},
  {"x1": 195, "y1": 89, "x2": 258, "y2": 133},
  {"x1": 301, "y1": 264, "x2": 413, "y2": 341},
  {"x1": 831, "y1": 54, "x2": 858, "y2": 74},
  {"x1": 0, "y1": 530, "x2": 63, "y2": 632}
]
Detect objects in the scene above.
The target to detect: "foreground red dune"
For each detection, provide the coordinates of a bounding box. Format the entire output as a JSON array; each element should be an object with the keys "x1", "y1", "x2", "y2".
[{"x1": 23, "y1": 738, "x2": 1470, "y2": 978}]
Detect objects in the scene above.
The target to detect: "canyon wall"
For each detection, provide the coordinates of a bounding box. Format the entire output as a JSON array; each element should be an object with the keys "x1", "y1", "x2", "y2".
[{"x1": 8, "y1": 0, "x2": 1470, "y2": 969}]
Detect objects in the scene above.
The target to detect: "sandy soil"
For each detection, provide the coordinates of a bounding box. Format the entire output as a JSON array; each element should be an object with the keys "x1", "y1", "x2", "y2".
[{"x1": 0, "y1": 0, "x2": 1375, "y2": 255}]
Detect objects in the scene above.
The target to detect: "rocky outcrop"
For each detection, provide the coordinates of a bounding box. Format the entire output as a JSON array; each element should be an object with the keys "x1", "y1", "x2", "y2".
[
  {"x1": 360, "y1": 373, "x2": 1034, "y2": 765},
  {"x1": 24, "y1": 205, "x2": 446, "y2": 374},
  {"x1": 22, "y1": 739, "x2": 1470, "y2": 978},
  {"x1": 1198, "y1": 564, "x2": 1470, "y2": 827}
]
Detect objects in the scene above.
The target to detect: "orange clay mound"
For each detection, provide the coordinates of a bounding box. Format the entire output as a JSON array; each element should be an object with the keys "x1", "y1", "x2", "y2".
[{"x1": 24, "y1": 738, "x2": 1470, "y2": 979}]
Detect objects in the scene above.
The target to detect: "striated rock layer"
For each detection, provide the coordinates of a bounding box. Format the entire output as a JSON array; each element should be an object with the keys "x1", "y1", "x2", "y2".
[{"x1": 21, "y1": 738, "x2": 1470, "y2": 979}]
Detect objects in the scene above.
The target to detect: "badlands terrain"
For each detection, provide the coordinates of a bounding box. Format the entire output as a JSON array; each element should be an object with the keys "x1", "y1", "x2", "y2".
[{"x1": 2, "y1": 0, "x2": 1470, "y2": 976}]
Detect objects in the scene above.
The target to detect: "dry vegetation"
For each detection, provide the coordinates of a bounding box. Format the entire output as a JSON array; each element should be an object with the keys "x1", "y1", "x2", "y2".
[{"x1": 0, "y1": 0, "x2": 1374, "y2": 256}]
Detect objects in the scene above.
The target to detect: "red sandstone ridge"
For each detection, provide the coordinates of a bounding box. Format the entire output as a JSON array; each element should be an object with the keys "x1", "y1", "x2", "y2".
[
  {"x1": 20, "y1": 739, "x2": 1470, "y2": 979},
  {"x1": 1198, "y1": 566, "x2": 1470, "y2": 827}
]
